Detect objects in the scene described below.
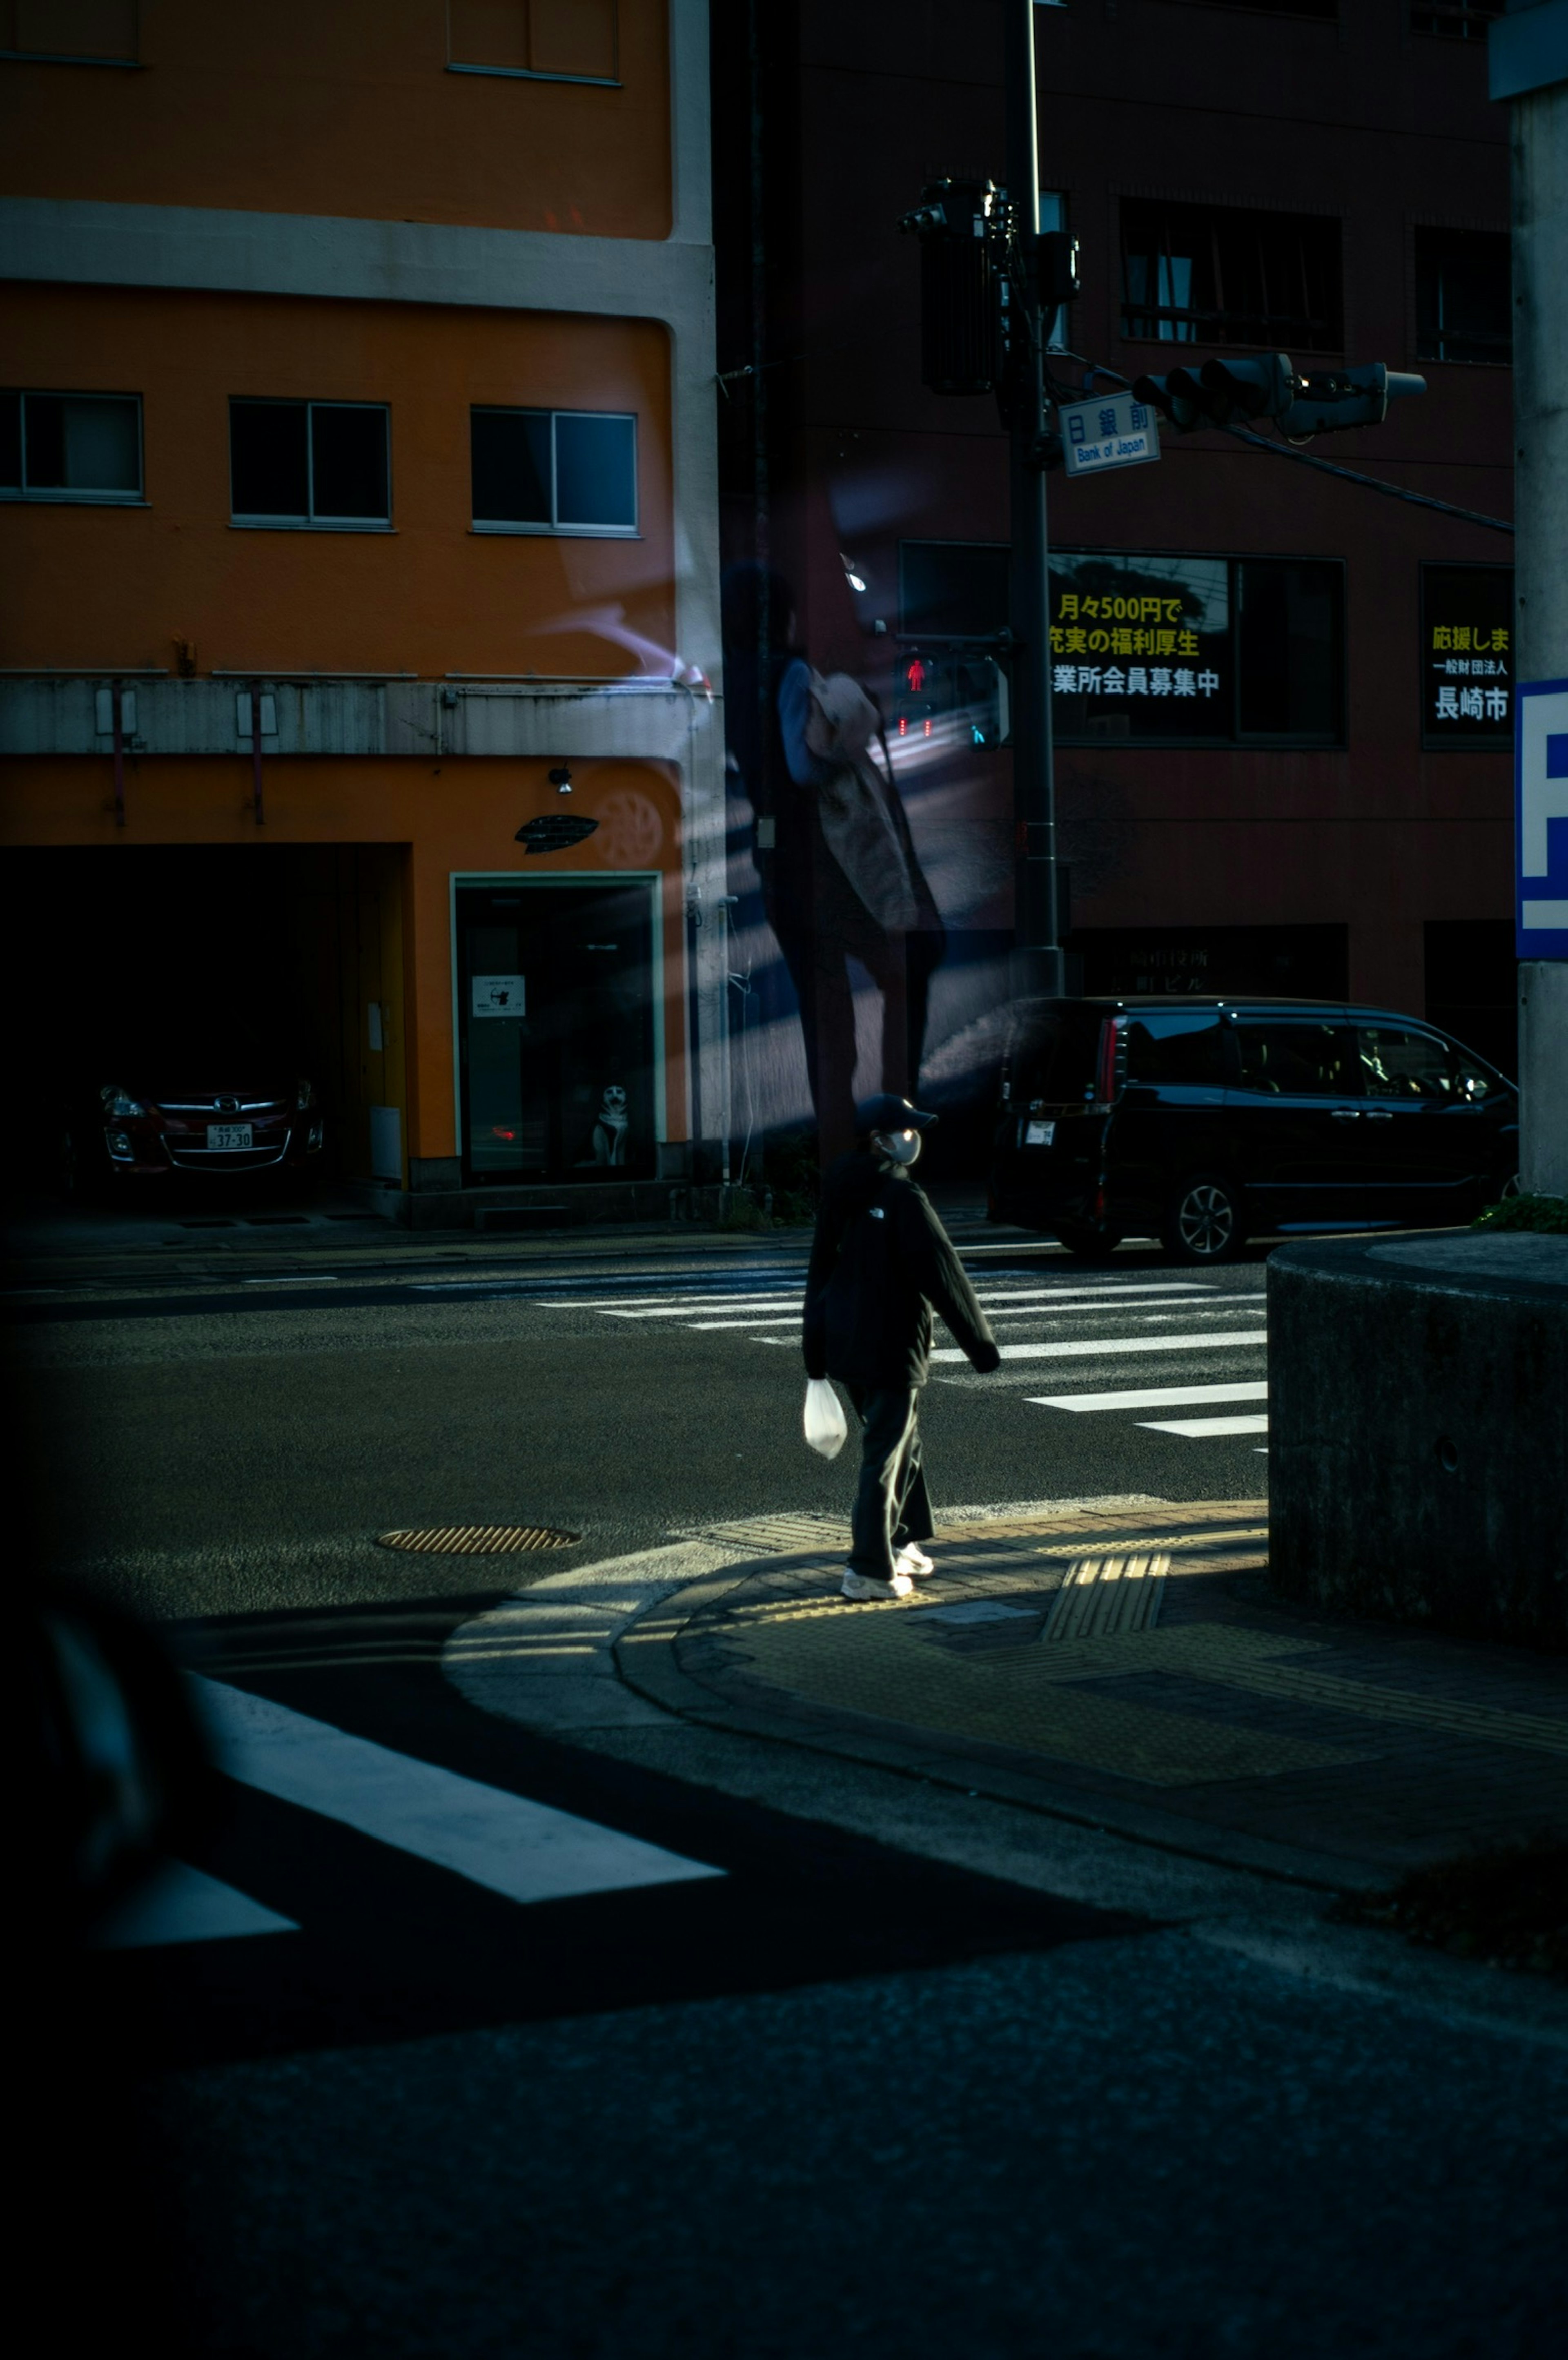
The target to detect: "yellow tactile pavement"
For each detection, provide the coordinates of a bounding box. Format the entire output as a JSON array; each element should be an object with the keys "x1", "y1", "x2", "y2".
[{"x1": 682, "y1": 1503, "x2": 1568, "y2": 1790}]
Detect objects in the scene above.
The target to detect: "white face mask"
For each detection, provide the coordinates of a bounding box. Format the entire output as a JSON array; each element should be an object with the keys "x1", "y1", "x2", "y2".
[{"x1": 875, "y1": 1129, "x2": 922, "y2": 1166}]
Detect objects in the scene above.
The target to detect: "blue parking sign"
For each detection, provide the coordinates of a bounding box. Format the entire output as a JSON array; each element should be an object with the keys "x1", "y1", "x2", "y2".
[{"x1": 1516, "y1": 678, "x2": 1568, "y2": 958}]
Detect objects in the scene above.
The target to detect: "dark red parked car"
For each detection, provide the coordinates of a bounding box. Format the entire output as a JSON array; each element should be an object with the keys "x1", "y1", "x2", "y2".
[{"x1": 58, "y1": 1020, "x2": 326, "y2": 1196}]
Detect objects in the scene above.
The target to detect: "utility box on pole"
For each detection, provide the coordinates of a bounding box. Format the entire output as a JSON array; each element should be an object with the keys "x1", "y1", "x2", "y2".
[{"x1": 1494, "y1": 0, "x2": 1568, "y2": 1195}]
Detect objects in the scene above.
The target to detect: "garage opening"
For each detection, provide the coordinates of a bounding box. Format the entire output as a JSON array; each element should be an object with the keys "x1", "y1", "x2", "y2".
[{"x1": 0, "y1": 844, "x2": 408, "y2": 1195}]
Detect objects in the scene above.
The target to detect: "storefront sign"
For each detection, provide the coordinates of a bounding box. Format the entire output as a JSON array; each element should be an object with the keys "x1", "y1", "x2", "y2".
[
  {"x1": 1421, "y1": 564, "x2": 1512, "y2": 747},
  {"x1": 1049, "y1": 553, "x2": 1230, "y2": 739}
]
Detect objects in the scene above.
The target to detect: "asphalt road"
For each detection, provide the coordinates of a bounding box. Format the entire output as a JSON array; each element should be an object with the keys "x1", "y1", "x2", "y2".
[{"x1": 10, "y1": 1227, "x2": 1567, "y2": 2358}]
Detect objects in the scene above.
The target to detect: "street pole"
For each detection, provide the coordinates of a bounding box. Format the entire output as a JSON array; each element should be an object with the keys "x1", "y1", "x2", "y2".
[
  {"x1": 1004, "y1": 0, "x2": 1065, "y2": 1000},
  {"x1": 1498, "y1": 4, "x2": 1568, "y2": 1194}
]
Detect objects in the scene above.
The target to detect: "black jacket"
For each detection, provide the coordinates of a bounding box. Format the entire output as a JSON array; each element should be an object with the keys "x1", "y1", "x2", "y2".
[{"x1": 802, "y1": 1152, "x2": 1000, "y2": 1389}]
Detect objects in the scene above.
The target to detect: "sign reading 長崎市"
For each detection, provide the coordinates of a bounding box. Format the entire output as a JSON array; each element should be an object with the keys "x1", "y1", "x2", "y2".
[
  {"x1": 1516, "y1": 680, "x2": 1568, "y2": 959},
  {"x1": 1421, "y1": 564, "x2": 1512, "y2": 747},
  {"x1": 1058, "y1": 392, "x2": 1161, "y2": 479}
]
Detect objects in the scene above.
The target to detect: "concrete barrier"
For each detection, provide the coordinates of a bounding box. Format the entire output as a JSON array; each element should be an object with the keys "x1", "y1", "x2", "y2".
[{"x1": 1268, "y1": 1234, "x2": 1568, "y2": 1651}]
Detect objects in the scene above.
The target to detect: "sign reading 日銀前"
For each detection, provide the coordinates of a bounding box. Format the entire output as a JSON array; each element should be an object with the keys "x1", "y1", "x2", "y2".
[
  {"x1": 1058, "y1": 392, "x2": 1161, "y2": 479},
  {"x1": 1516, "y1": 679, "x2": 1568, "y2": 959}
]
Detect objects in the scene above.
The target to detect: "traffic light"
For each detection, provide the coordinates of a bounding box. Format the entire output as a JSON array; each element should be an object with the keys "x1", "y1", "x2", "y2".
[
  {"x1": 1277, "y1": 363, "x2": 1426, "y2": 439},
  {"x1": 1132, "y1": 353, "x2": 1293, "y2": 430},
  {"x1": 892, "y1": 652, "x2": 1009, "y2": 746},
  {"x1": 1131, "y1": 354, "x2": 1425, "y2": 440},
  {"x1": 898, "y1": 179, "x2": 1002, "y2": 397}
]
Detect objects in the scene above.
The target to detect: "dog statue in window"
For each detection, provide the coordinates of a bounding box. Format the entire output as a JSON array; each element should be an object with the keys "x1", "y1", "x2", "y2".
[{"x1": 581, "y1": 1083, "x2": 629, "y2": 1168}]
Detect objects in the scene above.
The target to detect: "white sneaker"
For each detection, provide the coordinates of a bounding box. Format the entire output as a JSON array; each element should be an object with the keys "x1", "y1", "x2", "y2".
[
  {"x1": 841, "y1": 1568, "x2": 914, "y2": 1602},
  {"x1": 895, "y1": 1544, "x2": 934, "y2": 1578}
]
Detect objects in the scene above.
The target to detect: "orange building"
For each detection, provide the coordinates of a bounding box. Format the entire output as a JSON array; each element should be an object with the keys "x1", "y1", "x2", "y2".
[{"x1": 0, "y1": 0, "x2": 724, "y2": 1222}]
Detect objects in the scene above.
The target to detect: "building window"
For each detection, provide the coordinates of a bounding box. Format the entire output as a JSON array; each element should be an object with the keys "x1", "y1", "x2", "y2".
[
  {"x1": 0, "y1": 1, "x2": 138, "y2": 64},
  {"x1": 1120, "y1": 200, "x2": 1342, "y2": 350},
  {"x1": 0, "y1": 389, "x2": 142, "y2": 501},
  {"x1": 1414, "y1": 227, "x2": 1510, "y2": 365},
  {"x1": 1410, "y1": 1, "x2": 1501, "y2": 40},
  {"x1": 1050, "y1": 549, "x2": 1344, "y2": 746},
  {"x1": 1421, "y1": 564, "x2": 1512, "y2": 748},
  {"x1": 448, "y1": 0, "x2": 618, "y2": 85},
  {"x1": 898, "y1": 541, "x2": 1009, "y2": 641},
  {"x1": 471, "y1": 409, "x2": 638, "y2": 535},
  {"x1": 229, "y1": 400, "x2": 391, "y2": 528},
  {"x1": 1040, "y1": 190, "x2": 1071, "y2": 353}
]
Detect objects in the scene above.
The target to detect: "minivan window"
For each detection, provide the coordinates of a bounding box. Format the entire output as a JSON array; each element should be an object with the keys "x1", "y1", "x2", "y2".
[
  {"x1": 1122, "y1": 1010, "x2": 1224, "y2": 1088},
  {"x1": 1236, "y1": 1021, "x2": 1356, "y2": 1096},
  {"x1": 1357, "y1": 1025, "x2": 1456, "y2": 1101}
]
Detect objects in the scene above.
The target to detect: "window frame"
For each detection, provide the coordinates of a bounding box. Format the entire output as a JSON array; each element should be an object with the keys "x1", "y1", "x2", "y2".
[
  {"x1": 1051, "y1": 547, "x2": 1347, "y2": 751},
  {"x1": 0, "y1": 0, "x2": 140, "y2": 67},
  {"x1": 445, "y1": 0, "x2": 620, "y2": 88},
  {"x1": 228, "y1": 397, "x2": 393, "y2": 532},
  {"x1": 1118, "y1": 196, "x2": 1344, "y2": 354},
  {"x1": 1412, "y1": 224, "x2": 1512, "y2": 368},
  {"x1": 0, "y1": 388, "x2": 145, "y2": 505},
  {"x1": 1410, "y1": 1, "x2": 1502, "y2": 42},
  {"x1": 470, "y1": 406, "x2": 640, "y2": 539}
]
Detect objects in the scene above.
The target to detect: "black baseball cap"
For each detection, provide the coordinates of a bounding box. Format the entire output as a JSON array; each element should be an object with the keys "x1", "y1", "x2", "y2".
[{"x1": 855, "y1": 1093, "x2": 938, "y2": 1135}]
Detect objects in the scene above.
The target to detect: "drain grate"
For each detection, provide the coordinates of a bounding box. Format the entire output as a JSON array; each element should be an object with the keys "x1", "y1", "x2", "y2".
[{"x1": 377, "y1": 1524, "x2": 581, "y2": 1556}]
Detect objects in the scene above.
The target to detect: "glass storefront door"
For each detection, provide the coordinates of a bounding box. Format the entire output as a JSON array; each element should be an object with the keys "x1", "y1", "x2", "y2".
[{"x1": 456, "y1": 878, "x2": 658, "y2": 1184}]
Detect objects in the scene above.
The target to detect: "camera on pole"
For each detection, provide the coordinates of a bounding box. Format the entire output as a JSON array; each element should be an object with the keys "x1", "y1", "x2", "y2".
[{"x1": 1132, "y1": 354, "x2": 1425, "y2": 440}]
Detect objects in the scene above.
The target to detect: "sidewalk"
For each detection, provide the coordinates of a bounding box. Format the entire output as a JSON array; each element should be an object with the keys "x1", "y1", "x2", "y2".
[{"x1": 613, "y1": 1500, "x2": 1568, "y2": 1889}]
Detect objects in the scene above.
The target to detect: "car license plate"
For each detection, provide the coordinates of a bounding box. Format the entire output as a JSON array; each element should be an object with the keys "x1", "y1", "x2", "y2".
[
  {"x1": 1024, "y1": 1119, "x2": 1055, "y2": 1147},
  {"x1": 208, "y1": 1123, "x2": 253, "y2": 1150}
]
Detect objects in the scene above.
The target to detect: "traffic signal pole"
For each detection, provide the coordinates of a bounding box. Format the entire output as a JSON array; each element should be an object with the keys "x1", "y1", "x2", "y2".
[
  {"x1": 1499, "y1": 21, "x2": 1568, "y2": 1196},
  {"x1": 1004, "y1": 0, "x2": 1066, "y2": 999}
]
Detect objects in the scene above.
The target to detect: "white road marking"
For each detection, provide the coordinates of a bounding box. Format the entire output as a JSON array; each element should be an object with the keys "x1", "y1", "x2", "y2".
[
  {"x1": 599, "y1": 1298, "x2": 802, "y2": 1318},
  {"x1": 244, "y1": 1275, "x2": 341, "y2": 1287},
  {"x1": 1139, "y1": 1414, "x2": 1271, "y2": 1438},
  {"x1": 692, "y1": 1316, "x2": 803, "y2": 1329},
  {"x1": 931, "y1": 1329, "x2": 1267, "y2": 1362},
  {"x1": 94, "y1": 1859, "x2": 297, "y2": 1948},
  {"x1": 191, "y1": 1676, "x2": 722, "y2": 1904},
  {"x1": 1029, "y1": 1382, "x2": 1270, "y2": 1413}
]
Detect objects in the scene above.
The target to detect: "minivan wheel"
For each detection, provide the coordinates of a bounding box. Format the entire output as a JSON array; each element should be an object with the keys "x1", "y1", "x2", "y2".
[
  {"x1": 1054, "y1": 1220, "x2": 1124, "y2": 1264},
  {"x1": 1163, "y1": 1174, "x2": 1243, "y2": 1265}
]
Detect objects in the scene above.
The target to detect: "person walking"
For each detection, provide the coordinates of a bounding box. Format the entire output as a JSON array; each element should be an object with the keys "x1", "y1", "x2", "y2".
[
  {"x1": 804, "y1": 1094, "x2": 1001, "y2": 1601},
  {"x1": 721, "y1": 563, "x2": 945, "y2": 1167}
]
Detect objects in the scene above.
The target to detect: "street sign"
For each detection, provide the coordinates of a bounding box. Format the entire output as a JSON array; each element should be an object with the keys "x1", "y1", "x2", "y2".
[
  {"x1": 1058, "y1": 392, "x2": 1160, "y2": 479},
  {"x1": 1516, "y1": 678, "x2": 1568, "y2": 959}
]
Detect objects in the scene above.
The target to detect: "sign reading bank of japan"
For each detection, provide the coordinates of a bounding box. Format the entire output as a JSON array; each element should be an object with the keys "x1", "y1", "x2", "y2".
[
  {"x1": 1517, "y1": 679, "x2": 1568, "y2": 959},
  {"x1": 1058, "y1": 392, "x2": 1160, "y2": 479}
]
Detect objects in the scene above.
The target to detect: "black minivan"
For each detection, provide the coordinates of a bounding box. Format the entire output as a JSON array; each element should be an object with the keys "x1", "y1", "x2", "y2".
[{"x1": 989, "y1": 997, "x2": 1519, "y2": 1264}]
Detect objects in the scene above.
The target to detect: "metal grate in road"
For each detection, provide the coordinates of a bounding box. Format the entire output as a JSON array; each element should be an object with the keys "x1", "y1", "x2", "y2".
[
  {"x1": 1043, "y1": 1553, "x2": 1170, "y2": 1643},
  {"x1": 377, "y1": 1524, "x2": 580, "y2": 1556}
]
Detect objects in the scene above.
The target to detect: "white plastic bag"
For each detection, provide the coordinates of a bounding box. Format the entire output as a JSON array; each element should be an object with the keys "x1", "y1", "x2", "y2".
[{"x1": 803, "y1": 1377, "x2": 848, "y2": 1460}]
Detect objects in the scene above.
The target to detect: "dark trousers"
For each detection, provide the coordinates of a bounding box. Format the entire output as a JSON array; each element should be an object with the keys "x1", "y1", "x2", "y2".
[
  {"x1": 769, "y1": 903, "x2": 942, "y2": 1168},
  {"x1": 845, "y1": 1386, "x2": 934, "y2": 1582}
]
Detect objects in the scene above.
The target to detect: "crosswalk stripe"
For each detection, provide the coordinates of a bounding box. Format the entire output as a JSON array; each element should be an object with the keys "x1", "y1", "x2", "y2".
[
  {"x1": 692, "y1": 1316, "x2": 802, "y2": 1329},
  {"x1": 1139, "y1": 1414, "x2": 1271, "y2": 1437},
  {"x1": 191, "y1": 1677, "x2": 723, "y2": 1905},
  {"x1": 599, "y1": 1298, "x2": 802, "y2": 1318},
  {"x1": 1029, "y1": 1382, "x2": 1270, "y2": 1413},
  {"x1": 94, "y1": 1859, "x2": 298, "y2": 1949},
  {"x1": 931, "y1": 1329, "x2": 1267, "y2": 1362}
]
